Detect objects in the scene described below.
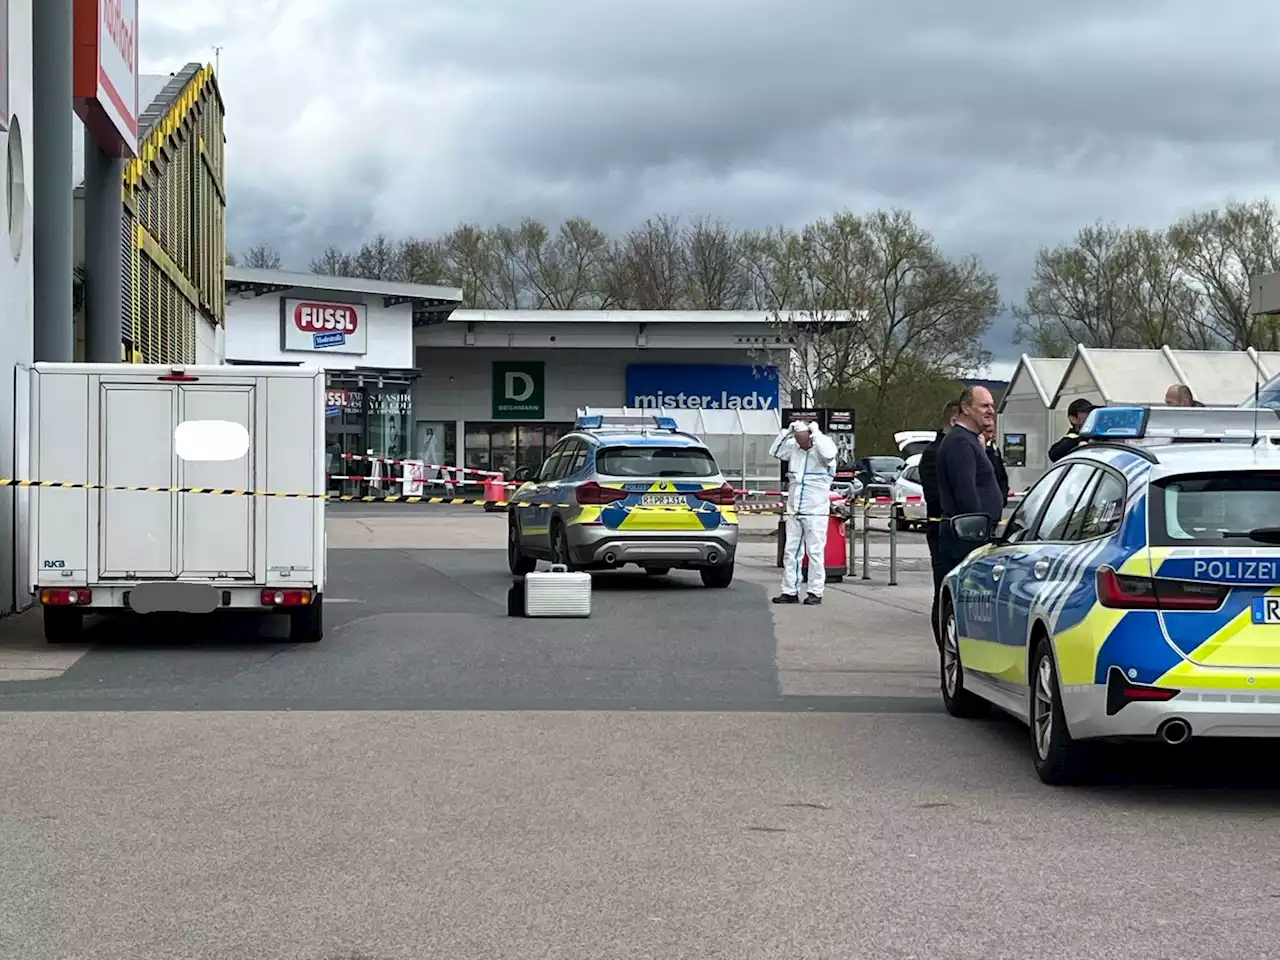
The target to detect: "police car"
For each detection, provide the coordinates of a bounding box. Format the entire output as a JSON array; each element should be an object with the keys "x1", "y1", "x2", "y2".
[
  {"x1": 506, "y1": 413, "x2": 739, "y2": 585},
  {"x1": 938, "y1": 405, "x2": 1280, "y2": 784}
]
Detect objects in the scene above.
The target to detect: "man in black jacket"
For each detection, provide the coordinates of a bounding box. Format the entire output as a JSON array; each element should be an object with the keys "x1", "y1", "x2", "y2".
[
  {"x1": 984, "y1": 422, "x2": 1010, "y2": 503},
  {"x1": 919, "y1": 401, "x2": 959, "y2": 647},
  {"x1": 1048, "y1": 398, "x2": 1097, "y2": 463}
]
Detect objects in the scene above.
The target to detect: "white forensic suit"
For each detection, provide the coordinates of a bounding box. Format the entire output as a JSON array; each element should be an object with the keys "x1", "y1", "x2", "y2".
[{"x1": 770, "y1": 422, "x2": 839, "y2": 597}]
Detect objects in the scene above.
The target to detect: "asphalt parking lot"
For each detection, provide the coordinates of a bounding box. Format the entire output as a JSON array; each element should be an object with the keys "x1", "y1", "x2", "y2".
[{"x1": 2, "y1": 504, "x2": 1280, "y2": 960}]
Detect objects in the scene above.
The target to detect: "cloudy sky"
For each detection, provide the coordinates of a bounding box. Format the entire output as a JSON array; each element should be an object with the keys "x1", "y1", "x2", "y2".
[{"x1": 141, "y1": 0, "x2": 1280, "y2": 376}]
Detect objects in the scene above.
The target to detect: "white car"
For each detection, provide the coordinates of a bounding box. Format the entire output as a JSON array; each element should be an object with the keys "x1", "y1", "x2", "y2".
[
  {"x1": 894, "y1": 430, "x2": 936, "y2": 459},
  {"x1": 891, "y1": 453, "x2": 927, "y2": 530}
]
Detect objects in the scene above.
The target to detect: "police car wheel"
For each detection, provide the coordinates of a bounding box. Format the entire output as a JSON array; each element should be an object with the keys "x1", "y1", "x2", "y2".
[
  {"x1": 1029, "y1": 636, "x2": 1095, "y2": 786},
  {"x1": 700, "y1": 563, "x2": 734, "y2": 588},
  {"x1": 549, "y1": 522, "x2": 577, "y2": 571},
  {"x1": 508, "y1": 516, "x2": 536, "y2": 575},
  {"x1": 940, "y1": 599, "x2": 989, "y2": 719}
]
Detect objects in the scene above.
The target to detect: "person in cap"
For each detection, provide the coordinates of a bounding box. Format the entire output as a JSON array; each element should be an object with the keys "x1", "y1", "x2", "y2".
[
  {"x1": 770, "y1": 419, "x2": 838, "y2": 606},
  {"x1": 1048, "y1": 399, "x2": 1097, "y2": 462}
]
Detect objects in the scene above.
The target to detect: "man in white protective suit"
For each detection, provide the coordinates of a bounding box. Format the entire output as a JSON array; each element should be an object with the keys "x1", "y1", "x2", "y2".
[{"x1": 770, "y1": 420, "x2": 839, "y2": 606}]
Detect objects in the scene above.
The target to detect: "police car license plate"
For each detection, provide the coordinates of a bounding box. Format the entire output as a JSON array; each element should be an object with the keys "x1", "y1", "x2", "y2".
[
  {"x1": 1251, "y1": 597, "x2": 1280, "y2": 624},
  {"x1": 642, "y1": 494, "x2": 684, "y2": 506}
]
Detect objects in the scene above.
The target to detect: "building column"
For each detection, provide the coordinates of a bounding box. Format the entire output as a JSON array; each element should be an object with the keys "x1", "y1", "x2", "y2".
[
  {"x1": 83, "y1": 130, "x2": 125, "y2": 362},
  {"x1": 32, "y1": 0, "x2": 75, "y2": 361}
]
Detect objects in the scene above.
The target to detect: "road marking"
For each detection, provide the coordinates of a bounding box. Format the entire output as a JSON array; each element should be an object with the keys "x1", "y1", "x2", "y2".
[{"x1": 325, "y1": 598, "x2": 363, "y2": 603}]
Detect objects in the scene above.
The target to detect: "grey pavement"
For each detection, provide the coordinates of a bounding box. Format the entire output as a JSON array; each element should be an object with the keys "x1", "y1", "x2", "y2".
[{"x1": 3, "y1": 505, "x2": 1279, "y2": 959}]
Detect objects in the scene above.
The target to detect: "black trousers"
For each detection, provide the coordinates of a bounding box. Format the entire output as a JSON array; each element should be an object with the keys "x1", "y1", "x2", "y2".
[
  {"x1": 926, "y1": 524, "x2": 943, "y2": 647},
  {"x1": 930, "y1": 523, "x2": 973, "y2": 649}
]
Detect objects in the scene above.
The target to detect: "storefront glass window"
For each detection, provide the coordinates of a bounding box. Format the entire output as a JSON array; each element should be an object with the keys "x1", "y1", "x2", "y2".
[
  {"x1": 323, "y1": 380, "x2": 415, "y2": 494},
  {"x1": 464, "y1": 423, "x2": 572, "y2": 479},
  {"x1": 366, "y1": 389, "x2": 412, "y2": 461}
]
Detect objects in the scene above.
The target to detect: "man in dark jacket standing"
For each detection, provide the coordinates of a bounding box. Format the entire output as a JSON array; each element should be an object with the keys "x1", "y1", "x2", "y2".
[
  {"x1": 920, "y1": 401, "x2": 959, "y2": 647},
  {"x1": 935, "y1": 386, "x2": 1003, "y2": 641},
  {"x1": 984, "y1": 422, "x2": 1010, "y2": 503},
  {"x1": 1048, "y1": 398, "x2": 1097, "y2": 463}
]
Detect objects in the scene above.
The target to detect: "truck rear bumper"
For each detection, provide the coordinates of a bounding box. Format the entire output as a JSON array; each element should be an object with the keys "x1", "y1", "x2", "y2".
[{"x1": 38, "y1": 583, "x2": 320, "y2": 612}]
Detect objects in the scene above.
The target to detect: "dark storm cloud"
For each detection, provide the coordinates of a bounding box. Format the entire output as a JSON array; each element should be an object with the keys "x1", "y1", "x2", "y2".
[{"x1": 142, "y1": 0, "x2": 1280, "y2": 367}]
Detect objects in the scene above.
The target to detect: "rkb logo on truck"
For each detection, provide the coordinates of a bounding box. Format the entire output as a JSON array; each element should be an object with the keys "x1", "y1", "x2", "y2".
[{"x1": 42, "y1": 559, "x2": 65, "y2": 568}]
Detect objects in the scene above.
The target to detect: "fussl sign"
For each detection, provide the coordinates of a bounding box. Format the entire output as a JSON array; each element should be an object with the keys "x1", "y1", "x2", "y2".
[
  {"x1": 280, "y1": 299, "x2": 369, "y2": 355},
  {"x1": 73, "y1": 0, "x2": 139, "y2": 157}
]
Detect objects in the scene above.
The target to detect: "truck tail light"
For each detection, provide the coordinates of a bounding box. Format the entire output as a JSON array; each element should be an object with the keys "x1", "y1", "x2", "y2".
[
  {"x1": 261, "y1": 589, "x2": 312, "y2": 607},
  {"x1": 576, "y1": 482, "x2": 628, "y2": 505},
  {"x1": 41, "y1": 588, "x2": 91, "y2": 606},
  {"x1": 695, "y1": 482, "x2": 737, "y2": 505}
]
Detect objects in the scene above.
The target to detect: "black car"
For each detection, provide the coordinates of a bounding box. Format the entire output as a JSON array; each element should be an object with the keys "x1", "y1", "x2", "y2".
[{"x1": 855, "y1": 456, "x2": 905, "y2": 492}]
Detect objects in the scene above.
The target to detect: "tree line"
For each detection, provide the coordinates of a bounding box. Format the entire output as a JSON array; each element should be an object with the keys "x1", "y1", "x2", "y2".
[
  {"x1": 230, "y1": 211, "x2": 998, "y2": 453},
  {"x1": 228, "y1": 200, "x2": 1279, "y2": 452}
]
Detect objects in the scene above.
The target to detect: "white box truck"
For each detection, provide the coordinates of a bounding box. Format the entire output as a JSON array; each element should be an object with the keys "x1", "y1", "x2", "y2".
[{"x1": 27, "y1": 363, "x2": 326, "y2": 643}]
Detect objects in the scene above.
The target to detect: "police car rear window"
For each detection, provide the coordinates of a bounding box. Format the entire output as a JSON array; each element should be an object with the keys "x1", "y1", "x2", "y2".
[
  {"x1": 596, "y1": 446, "x2": 717, "y2": 478},
  {"x1": 1151, "y1": 472, "x2": 1280, "y2": 543}
]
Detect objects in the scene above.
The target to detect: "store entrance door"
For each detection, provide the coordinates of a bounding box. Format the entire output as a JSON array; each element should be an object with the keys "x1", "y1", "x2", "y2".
[{"x1": 464, "y1": 422, "x2": 573, "y2": 479}]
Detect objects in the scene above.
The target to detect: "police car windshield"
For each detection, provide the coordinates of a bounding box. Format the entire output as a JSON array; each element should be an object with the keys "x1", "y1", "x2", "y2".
[
  {"x1": 1151, "y1": 472, "x2": 1280, "y2": 544},
  {"x1": 1242, "y1": 374, "x2": 1280, "y2": 408},
  {"x1": 596, "y1": 446, "x2": 717, "y2": 478}
]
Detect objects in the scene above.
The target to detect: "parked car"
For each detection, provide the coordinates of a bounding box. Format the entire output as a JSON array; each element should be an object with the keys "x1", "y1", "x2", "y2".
[
  {"x1": 855, "y1": 456, "x2": 906, "y2": 493},
  {"x1": 891, "y1": 454, "x2": 927, "y2": 530},
  {"x1": 894, "y1": 430, "x2": 937, "y2": 459},
  {"x1": 506, "y1": 413, "x2": 739, "y2": 586}
]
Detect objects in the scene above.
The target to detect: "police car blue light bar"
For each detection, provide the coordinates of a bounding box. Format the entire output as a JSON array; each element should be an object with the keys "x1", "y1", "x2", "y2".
[
  {"x1": 653, "y1": 415, "x2": 679, "y2": 430},
  {"x1": 574, "y1": 412, "x2": 681, "y2": 431},
  {"x1": 575, "y1": 414, "x2": 604, "y2": 429},
  {"x1": 1079, "y1": 405, "x2": 1280, "y2": 442}
]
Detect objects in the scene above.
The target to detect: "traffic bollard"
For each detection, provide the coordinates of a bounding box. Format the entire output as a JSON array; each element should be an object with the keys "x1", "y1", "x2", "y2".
[
  {"x1": 846, "y1": 518, "x2": 856, "y2": 579},
  {"x1": 888, "y1": 502, "x2": 899, "y2": 586},
  {"x1": 861, "y1": 500, "x2": 871, "y2": 580}
]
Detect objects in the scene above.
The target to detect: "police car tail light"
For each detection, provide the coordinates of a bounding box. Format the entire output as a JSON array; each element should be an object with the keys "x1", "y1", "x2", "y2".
[
  {"x1": 1096, "y1": 566, "x2": 1227, "y2": 611},
  {"x1": 695, "y1": 483, "x2": 736, "y2": 505},
  {"x1": 40, "y1": 588, "x2": 91, "y2": 606},
  {"x1": 576, "y1": 482, "x2": 628, "y2": 505}
]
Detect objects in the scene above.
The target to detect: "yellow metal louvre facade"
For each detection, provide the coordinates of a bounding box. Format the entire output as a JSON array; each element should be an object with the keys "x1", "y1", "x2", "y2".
[{"x1": 120, "y1": 64, "x2": 226, "y2": 363}]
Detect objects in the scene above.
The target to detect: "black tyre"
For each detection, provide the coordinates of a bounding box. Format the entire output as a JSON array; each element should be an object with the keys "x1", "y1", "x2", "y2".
[
  {"x1": 289, "y1": 595, "x2": 323, "y2": 643},
  {"x1": 644, "y1": 566, "x2": 671, "y2": 576},
  {"x1": 1029, "y1": 636, "x2": 1095, "y2": 785},
  {"x1": 549, "y1": 521, "x2": 576, "y2": 571},
  {"x1": 940, "y1": 597, "x2": 990, "y2": 718},
  {"x1": 43, "y1": 606, "x2": 83, "y2": 644},
  {"x1": 508, "y1": 516, "x2": 536, "y2": 575},
  {"x1": 700, "y1": 563, "x2": 734, "y2": 588}
]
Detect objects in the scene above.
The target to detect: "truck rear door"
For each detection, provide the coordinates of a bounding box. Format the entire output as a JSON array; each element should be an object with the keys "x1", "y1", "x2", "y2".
[
  {"x1": 99, "y1": 379, "x2": 256, "y2": 581},
  {"x1": 178, "y1": 384, "x2": 255, "y2": 578},
  {"x1": 99, "y1": 383, "x2": 179, "y2": 578}
]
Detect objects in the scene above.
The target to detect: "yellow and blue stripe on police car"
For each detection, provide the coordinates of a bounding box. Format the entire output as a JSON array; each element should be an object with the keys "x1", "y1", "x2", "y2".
[{"x1": 570, "y1": 480, "x2": 738, "y2": 532}]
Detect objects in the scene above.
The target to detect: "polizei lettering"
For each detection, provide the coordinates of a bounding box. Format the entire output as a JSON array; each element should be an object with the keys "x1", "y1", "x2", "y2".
[
  {"x1": 1192, "y1": 559, "x2": 1279, "y2": 581},
  {"x1": 630, "y1": 391, "x2": 774, "y2": 410}
]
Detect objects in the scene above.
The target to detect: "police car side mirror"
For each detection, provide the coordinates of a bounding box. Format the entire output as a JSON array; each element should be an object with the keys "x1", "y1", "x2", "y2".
[
  {"x1": 950, "y1": 513, "x2": 994, "y2": 543},
  {"x1": 512, "y1": 467, "x2": 533, "y2": 483}
]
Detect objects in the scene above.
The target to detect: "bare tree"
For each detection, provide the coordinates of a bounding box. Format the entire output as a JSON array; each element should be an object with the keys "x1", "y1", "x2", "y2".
[
  {"x1": 350, "y1": 234, "x2": 404, "y2": 280},
  {"x1": 441, "y1": 224, "x2": 502, "y2": 308},
  {"x1": 608, "y1": 215, "x2": 688, "y2": 308},
  {"x1": 398, "y1": 237, "x2": 452, "y2": 287},
  {"x1": 494, "y1": 217, "x2": 612, "y2": 308},
  {"x1": 310, "y1": 245, "x2": 352, "y2": 276},
  {"x1": 684, "y1": 217, "x2": 749, "y2": 309},
  {"x1": 1170, "y1": 200, "x2": 1280, "y2": 349},
  {"x1": 240, "y1": 244, "x2": 282, "y2": 269}
]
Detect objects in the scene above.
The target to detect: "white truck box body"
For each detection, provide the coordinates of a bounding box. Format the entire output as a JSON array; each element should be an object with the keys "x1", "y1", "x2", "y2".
[{"x1": 28, "y1": 363, "x2": 325, "y2": 609}]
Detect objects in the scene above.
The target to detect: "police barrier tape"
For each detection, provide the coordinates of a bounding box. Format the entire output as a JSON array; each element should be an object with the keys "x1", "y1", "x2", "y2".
[{"x1": 0, "y1": 479, "x2": 1020, "y2": 516}]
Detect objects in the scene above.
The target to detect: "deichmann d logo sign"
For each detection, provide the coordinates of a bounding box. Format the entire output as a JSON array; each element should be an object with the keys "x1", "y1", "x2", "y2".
[{"x1": 492, "y1": 361, "x2": 545, "y2": 419}]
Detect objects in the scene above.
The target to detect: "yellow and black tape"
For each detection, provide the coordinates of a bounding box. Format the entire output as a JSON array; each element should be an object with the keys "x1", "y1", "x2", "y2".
[{"x1": 0, "y1": 477, "x2": 917, "y2": 517}]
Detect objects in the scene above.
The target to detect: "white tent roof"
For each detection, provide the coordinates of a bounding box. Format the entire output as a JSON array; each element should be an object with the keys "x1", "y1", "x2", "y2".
[
  {"x1": 997, "y1": 355, "x2": 1070, "y2": 411},
  {"x1": 1051, "y1": 346, "x2": 1183, "y2": 407},
  {"x1": 1164, "y1": 349, "x2": 1269, "y2": 405}
]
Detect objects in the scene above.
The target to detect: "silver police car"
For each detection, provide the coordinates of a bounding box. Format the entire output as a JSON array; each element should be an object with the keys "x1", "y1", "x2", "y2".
[{"x1": 506, "y1": 414, "x2": 740, "y2": 586}]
